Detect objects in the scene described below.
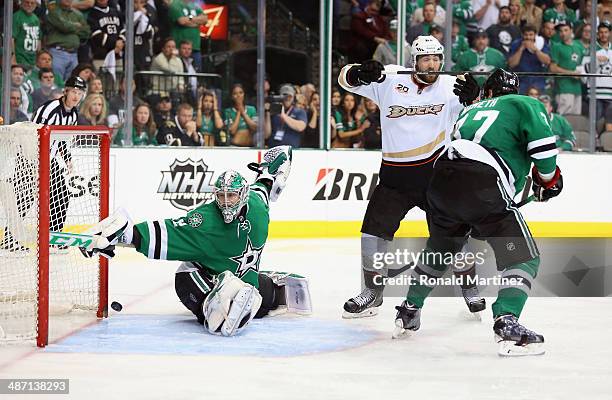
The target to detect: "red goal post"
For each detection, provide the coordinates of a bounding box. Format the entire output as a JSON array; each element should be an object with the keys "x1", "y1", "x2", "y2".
[{"x1": 0, "y1": 123, "x2": 111, "y2": 347}]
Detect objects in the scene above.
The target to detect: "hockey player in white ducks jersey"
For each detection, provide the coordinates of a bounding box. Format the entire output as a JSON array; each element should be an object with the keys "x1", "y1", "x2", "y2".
[{"x1": 339, "y1": 36, "x2": 483, "y2": 319}]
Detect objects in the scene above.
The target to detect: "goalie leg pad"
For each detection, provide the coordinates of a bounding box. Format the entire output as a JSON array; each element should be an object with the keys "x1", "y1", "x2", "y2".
[{"x1": 202, "y1": 271, "x2": 262, "y2": 337}]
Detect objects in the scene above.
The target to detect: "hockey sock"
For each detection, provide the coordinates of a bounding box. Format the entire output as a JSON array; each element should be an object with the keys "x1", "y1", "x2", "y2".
[
  {"x1": 492, "y1": 257, "x2": 539, "y2": 318},
  {"x1": 361, "y1": 233, "x2": 390, "y2": 290},
  {"x1": 405, "y1": 247, "x2": 450, "y2": 308}
]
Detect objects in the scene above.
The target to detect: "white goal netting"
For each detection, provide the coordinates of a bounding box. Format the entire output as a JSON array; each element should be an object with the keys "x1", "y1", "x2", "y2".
[{"x1": 0, "y1": 122, "x2": 107, "y2": 344}]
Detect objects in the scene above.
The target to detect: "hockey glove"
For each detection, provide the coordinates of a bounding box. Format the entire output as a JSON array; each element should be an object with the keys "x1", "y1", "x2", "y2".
[
  {"x1": 249, "y1": 145, "x2": 292, "y2": 201},
  {"x1": 453, "y1": 73, "x2": 480, "y2": 106},
  {"x1": 80, "y1": 208, "x2": 133, "y2": 259},
  {"x1": 531, "y1": 166, "x2": 563, "y2": 202},
  {"x1": 347, "y1": 60, "x2": 385, "y2": 86}
]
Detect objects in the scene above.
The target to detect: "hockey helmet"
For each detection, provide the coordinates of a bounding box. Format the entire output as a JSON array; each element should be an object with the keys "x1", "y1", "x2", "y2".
[
  {"x1": 214, "y1": 170, "x2": 249, "y2": 223},
  {"x1": 411, "y1": 35, "x2": 444, "y2": 72},
  {"x1": 65, "y1": 76, "x2": 87, "y2": 92},
  {"x1": 482, "y1": 68, "x2": 519, "y2": 98}
]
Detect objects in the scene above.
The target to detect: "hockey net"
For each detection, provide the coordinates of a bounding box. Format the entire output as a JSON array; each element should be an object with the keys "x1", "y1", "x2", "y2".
[{"x1": 0, "y1": 123, "x2": 110, "y2": 347}]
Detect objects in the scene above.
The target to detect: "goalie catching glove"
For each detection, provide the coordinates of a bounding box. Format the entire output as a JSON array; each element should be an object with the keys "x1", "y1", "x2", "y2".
[
  {"x1": 248, "y1": 145, "x2": 292, "y2": 201},
  {"x1": 202, "y1": 271, "x2": 262, "y2": 337},
  {"x1": 80, "y1": 208, "x2": 134, "y2": 259},
  {"x1": 531, "y1": 166, "x2": 563, "y2": 202}
]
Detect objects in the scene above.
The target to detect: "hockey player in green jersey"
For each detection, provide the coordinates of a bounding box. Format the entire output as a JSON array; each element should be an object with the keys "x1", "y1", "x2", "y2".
[
  {"x1": 81, "y1": 146, "x2": 312, "y2": 337},
  {"x1": 393, "y1": 69, "x2": 564, "y2": 356}
]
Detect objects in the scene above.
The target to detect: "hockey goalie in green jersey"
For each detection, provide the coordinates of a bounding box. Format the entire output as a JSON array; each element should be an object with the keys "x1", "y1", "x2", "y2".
[
  {"x1": 393, "y1": 69, "x2": 563, "y2": 356},
  {"x1": 81, "y1": 146, "x2": 312, "y2": 337}
]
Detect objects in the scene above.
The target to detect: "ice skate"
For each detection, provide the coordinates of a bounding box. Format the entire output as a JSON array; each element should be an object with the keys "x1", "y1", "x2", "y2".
[
  {"x1": 392, "y1": 300, "x2": 421, "y2": 339},
  {"x1": 461, "y1": 285, "x2": 486, "y2": 321},
  {"x1": 342, "y1": 287, "x2": 383, "y2": 319},
  {"x1": 494, "y1": 314, "x2": 545, "y2": 356}
]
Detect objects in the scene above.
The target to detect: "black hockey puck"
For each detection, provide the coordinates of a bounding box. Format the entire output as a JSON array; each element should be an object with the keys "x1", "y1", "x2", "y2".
[{"x1": 111, "y1": 301, "x2": 123, "y2": 312}]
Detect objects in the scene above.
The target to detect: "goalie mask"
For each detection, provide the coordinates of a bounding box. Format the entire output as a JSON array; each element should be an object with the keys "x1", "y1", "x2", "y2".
[
  {"x1": 214, "y1": 170, "x2": 249, "y2": 223},
  {"x1": 411, "y1": 35, "x2": 444, "y2": 85}
]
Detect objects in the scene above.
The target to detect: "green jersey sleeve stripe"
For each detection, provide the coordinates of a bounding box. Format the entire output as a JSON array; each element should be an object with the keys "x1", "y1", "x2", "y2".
[
  {"x1": 527, "y1": 136, "x2": 556, "y2": 150},
  {"x1": 159, "y1": 220, "x2": 168, "y2": 260},
  {"x1": 145, "y1": 221, "x2": 155, "y2": 258}
]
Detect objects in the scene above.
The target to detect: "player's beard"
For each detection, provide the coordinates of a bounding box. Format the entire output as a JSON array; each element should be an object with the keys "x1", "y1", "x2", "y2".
[{"x1": 419, "y1": 70, "x2": 438, "y2": 84}]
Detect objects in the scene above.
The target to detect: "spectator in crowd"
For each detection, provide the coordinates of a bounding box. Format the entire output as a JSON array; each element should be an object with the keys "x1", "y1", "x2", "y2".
[
  {"x1": 45, "y1": 0, "x2": 91, "y2": 81},
  {"x1": 31, "y1": 68, "x2": 58, "y2": 110},
  {"x1": 150, "y1": 38, "x2": 184, "y2": 97},
  {"x1": 332, "y1": 92, "x2": 366, "y2": 148},
  {"x1": 539, "y1": 95, "x2": 576, "y2": 151},
  {"x1": 265, "y1": 84, "x2": 307, "y2": 148},
  {"x1": 12, "y1": 0, "x2": 41, "y2": 68},
  {"x1": 453, "y1": 0, "x2": 476, "y2": 40},
  {"x1": 540, "y1": 20, "x2": 556, "y2": 48},
  {"x1": 543, "y1": 0, "x2": 577, "y2": 27},
  {"x1": 575, "y1": 23, "x2": 592, "y2": 57},
  {"x1": 134, "y1": 0, "x2": 155, "y2": 71},
  {"x1": 583, "y1": 22, "x2": 612, "y2": 122},
  {"x1": 519, "y1": 0, "x2": 543, "y2": 32},
  {"x1": 114, "y1": 103, "x2": 158, "y2": 146},
  {"x1": 407, "y1": 3, "x2": 437, "y2": 44},
  {"x1": 9, "y1": 88, "x2": 29, "y2": 123},
  {"x1": 196, "y1": 90, "x2": 226, "y2": 146},
  {"x1": 72, "y1": 63, "x2": 96, "y2": 84},
  {"x1": 430, "y1": 24, "x2": 444, "y2": 43},
  {"x1": 27, "y1": 50, "x2": 65, "y2": 89},
  {"x1": 178, "y1": 40, "x2": 198, "y2": 102},
  {"x1": 473, "y1": 0, "x2": 508, "y2": 31},
  {"x1": 349, "y1": 0, "x2": 392, "y2": 62},
  {"x1": 88, "y1": 0, "x2": 123, "y2": 72},
  {"x1": 168, "y1": 0, "x2": 208, "y2": 72},
  {"x1": 152, "y1": 93, "x2": 175, "y2": 128},
  {"x1": 295, "y1": 94, "x2": 307, "y2": 109},
  {"x1": 508, "y1": 24, "x2": 551, "y2": 94},
  {"x1": 78, "y1": 93, "x2": 107, "y2": 126},
  {"x1": 550, "y1": 22, "x2": 584, "y2": 115},
  {"x1": 453, "y1": 29, "x2": 507, "y2": 85},
  {"x1": 224, "y1": 83, "x2": 258, "y2": 147},
  {"x1": 11, "y1": 65, "x2": 33, "y2": 117},
  {"x1": 361, "y1": 97, "x2": 381, "y2": 150},
  {"x1": 508, "y1": 0, "x2": 523, "y2": 26},
  {"x1": 412, "y1": 0, "x2": 446, "y2": 28},
  {"x1": 575, "y1": 0, "x2": 597, "y2": 34},
  {"x1": 88, "y1": 77, "x2": 104, "y2": 96},
  {"x1": 101, "y1": 36, "x2": 125, "y2": 83},
  {"x1": 451, "y1": 20, "x2": 470, "y2": 66},
  {"x1": 107, "y1": 77, "x2": 144, "y2": 128},
  {"x1": 302, "y1": 91, "x2": 320, "y2": 148},
  {"x1": 300, "y1": 83, "x2": 316, "y2": 105},
  {"x1": 157, "y1": 102, "x2": 204, "y2": 146},
  {"x1": 374, "y1": 19, "x2": 409, "y2": 65},
  {"x1": 331, "y1": 87, "x2": 342, "y2": 114},
  {"x1": 487, "y1": 6, "x2": 521, "y2": 57},
  {"x1": 526, "y1": 86, "x2": 541, "y2": 98}
]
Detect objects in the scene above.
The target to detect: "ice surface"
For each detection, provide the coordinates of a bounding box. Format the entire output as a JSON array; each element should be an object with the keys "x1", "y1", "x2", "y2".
[{"x1": 1, "y1": 239, "x2": 611, "y2": 400}]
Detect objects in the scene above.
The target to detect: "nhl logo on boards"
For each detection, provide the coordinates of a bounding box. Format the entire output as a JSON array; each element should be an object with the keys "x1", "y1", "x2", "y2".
[
  {"x1": 188, "y1": 212, "x2": 203, "y2": 228},
  {"x1": 157, "y1": 159, "x2": 215, "y2": 211}
]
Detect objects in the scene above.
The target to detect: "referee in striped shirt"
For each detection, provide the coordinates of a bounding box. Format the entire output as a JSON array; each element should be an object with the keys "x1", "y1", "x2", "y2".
[{"x1": 33, "y1": 76, "x2": 87, "y2": 244}]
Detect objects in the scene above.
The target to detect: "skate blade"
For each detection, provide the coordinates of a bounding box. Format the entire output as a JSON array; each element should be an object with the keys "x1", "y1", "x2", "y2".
[
  {"x1": 497, "y1": 340, "x2": 545, "y2": 357},
  {"x1": 392, "y1": 320, "x2": 415, "y2": 339},
  {"x1": 342, "y1": 307, "x2": 379, "y2": 319}
]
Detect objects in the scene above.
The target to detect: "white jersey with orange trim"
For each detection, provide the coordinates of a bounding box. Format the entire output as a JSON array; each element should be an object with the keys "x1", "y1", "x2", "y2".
[{"x1": 338, "y1": 64, "x2": 464, "y2": 163}]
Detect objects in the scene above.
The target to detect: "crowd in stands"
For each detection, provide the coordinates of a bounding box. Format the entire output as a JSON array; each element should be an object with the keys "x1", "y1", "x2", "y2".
[{"x1": 2, "y1": 0, "x2": 611, "y2": 150}]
